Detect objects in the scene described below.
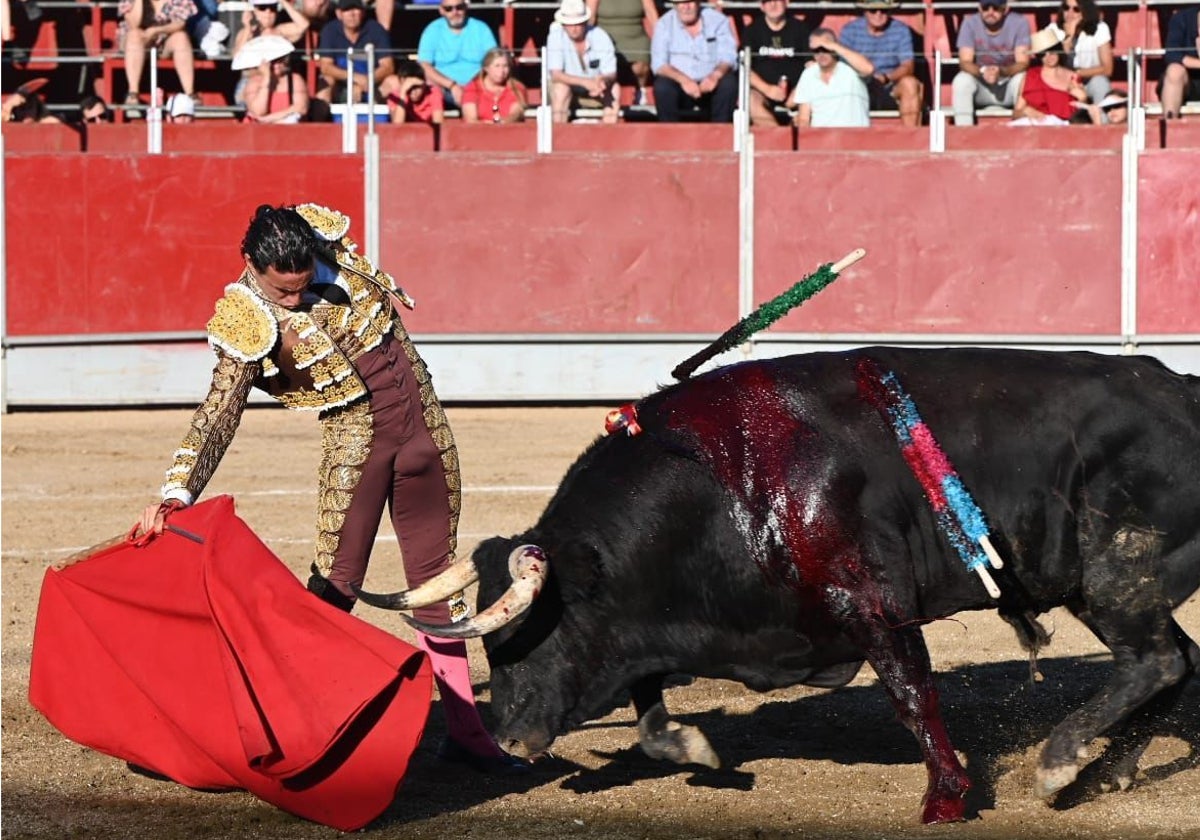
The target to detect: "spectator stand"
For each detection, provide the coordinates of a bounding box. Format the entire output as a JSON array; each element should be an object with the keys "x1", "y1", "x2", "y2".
[{"x1": 3, "y1": 0, "x2": 107, "y2": 117}]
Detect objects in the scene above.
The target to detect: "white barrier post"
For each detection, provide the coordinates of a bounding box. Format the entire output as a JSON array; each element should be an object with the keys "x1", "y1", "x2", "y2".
[
  {"x1": 148, "y1": 48, "x2": 163, "y2": 154},
  {"x1": 537, "y1": 46, "x2": 553, "y2": 153},
  {"x1": 928, "y1": 49, "x2": 945, "y2": 154},
  {"x1": 342, "y1": 47, "x2": 357, "y2": 153},
  {"x1": 733, "y1": 47, "x2": 750, "y2": 153}
]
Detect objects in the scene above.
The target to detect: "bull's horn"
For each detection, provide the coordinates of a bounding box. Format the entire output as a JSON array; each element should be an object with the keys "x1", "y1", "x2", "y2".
[
  {"x1": 352, "y1": 556, "x2": 479, "y2": 610},
  {"x1": 403, "y1": 545, "x2": 547, "y2": 639}
]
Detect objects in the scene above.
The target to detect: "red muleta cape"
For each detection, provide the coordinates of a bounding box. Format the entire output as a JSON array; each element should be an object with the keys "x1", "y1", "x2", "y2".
[{"x1": 28, "y1": 495, "x2": 432, "y2": 831}]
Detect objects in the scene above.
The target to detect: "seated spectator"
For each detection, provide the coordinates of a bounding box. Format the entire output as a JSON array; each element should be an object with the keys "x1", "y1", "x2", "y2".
[
  {"x1": 951, "y1": 0, "x2": 1031, "y2": 125},
  {"x1": 744, "y1": 0, "x2": 810, "y2": 128},
  {"x1": 1076, "y1": 90, "x2": 1126, "y2": 124},
  {"x1": 590, "y1": 0, "x2": 659, "y2": 106},
  {"x1": 316, "y1": 0, "x2": 400, "y2": 104},
  {"x1": 235, "y1": 0, "x2": 309, "y2": 52},
  {"x1": 2, "y1": 78, "x2": 61, "y2": 123},
  {"x1": 461, "y1": 47, "x2": 527, "y2": 123},
  {"x1": 839, "y1": 0, "x2": 923, "y2": 127},
  {"x1": 241, "y1": 42, "x2": 310, "y2": 122},
  {"x1": 1059, "y1": 0, "x2": 1112, "y2": 105},
  {"x1": 792, "y1": 28, "x2": 874, "y2": 127},
  {"x1": 233, "y1": 0, "x2": 309, "y2": 103},
  {"x1": 1159, "y1": 4, "x2": 1200, "y2": 120},
  {"x1": 1011, "y1": 26, "x2": 1086, "y2": 125},
  {"x1": 417, "y1": 0, "x2": 497, "y2": 111},
  {"x1": 546, "y1": 0, "x2": 620, "y2": 124},
  {"x1": 386, "y1": 59, "x2": 445, "y2": 123},
  {"x1": 118, "y1": 0, "x2": 200, "y2": 117},
  {"x1": 649, "y1": 0, "x2": 738, "y2": 123},
  {"x1": 79, "y1": 94, "x2": 113, "y2": 123},
  {"x1": 165, "y1": 91, "x2": 196, "y2": 121}
]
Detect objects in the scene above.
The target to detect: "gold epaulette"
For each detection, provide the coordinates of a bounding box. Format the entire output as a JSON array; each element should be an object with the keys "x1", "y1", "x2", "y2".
[
  {"x1": 295, "y1": 203, "x2": 351, "y2": 242},
  {"x1": 206, "y1": 284, "x2": 278, "y2": 362}
]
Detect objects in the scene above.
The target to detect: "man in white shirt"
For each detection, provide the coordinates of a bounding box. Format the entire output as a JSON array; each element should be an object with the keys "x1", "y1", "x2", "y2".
[
  {"x1": 546, "y1": 0, "x2": 620, "y2": 123},
  {"x1": 792, "y1": 28, "x2": 874, "y2": 127}
]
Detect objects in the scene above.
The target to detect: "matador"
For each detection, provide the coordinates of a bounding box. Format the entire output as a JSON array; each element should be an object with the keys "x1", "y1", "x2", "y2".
[{"x1": 138, "y1": 203, "x2": 524, "y2": 773}]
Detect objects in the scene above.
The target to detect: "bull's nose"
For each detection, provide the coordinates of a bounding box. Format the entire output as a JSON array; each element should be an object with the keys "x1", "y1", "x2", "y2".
[{"x1": 499, "y1": 737, "x2": 534, "y2": 759}]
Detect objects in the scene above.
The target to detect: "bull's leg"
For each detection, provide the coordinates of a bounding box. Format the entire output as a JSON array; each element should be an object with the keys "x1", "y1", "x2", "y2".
[
  {"x1": 836, "y1": 613, "x2": 971, "y2": 824},
  {"x1": 631, "y1": 675, "x2": 720, "y2": 769},
  {"x1": 1037, "y1": 610, "x2": 1198, "y2": 799}
]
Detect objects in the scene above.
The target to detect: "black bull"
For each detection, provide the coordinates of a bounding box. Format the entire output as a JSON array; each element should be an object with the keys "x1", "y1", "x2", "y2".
[{"x1": 362, "y1": 347, "x2": 1200, "y2": 823}]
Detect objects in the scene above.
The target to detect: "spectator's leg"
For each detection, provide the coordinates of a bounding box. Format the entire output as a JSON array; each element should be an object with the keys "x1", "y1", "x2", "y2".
[
  {"x1": 602, "y1": 82, "x2": 620, "y2": 123},
  {"x1": 124, "y1": 30, "x2": 148, "y2": 96},
  {"x1": 1160, "y1": 62, "x2": 1187, "y2": 119},
  {"x1": 893, "y1": 76, "x2": 923, "y2": 128},
  {"x1": 632, "y1": 59, "x2": 652, "y2": 104},
  {"x1": 1085, "y1": 74, "x2": 1111, "y2": 106},
  {"x1": 653, "y1": 75, "x2": 684, "y2": 121},
  {"x1": 749, "y1": 88, "x2": 780, "y2": 127},
  {"x1": 1001, "y1": 71, "x2": 1025, "y2": 109},
  {"x1": 550, "y1": 79, "x2": 572, "y2": 123},
  {"x1": 375, "y1": 0, "x2": 392, "y2": 31},
  {"x1": 166, "y1": 30, "x2": 195, "y2": 96},
  {"x1": 951, "y1": 71, "x2": 979, "y2": 125},
  {"x1": 710, "y1": 72, "x2": 738, "y2": 122}
]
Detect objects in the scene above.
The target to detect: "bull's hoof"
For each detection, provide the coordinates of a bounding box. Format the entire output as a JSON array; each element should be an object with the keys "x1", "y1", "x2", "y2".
[
  {"x1": 638, "y1": 720, "x2": 721, "y2": 769},
  {"x1": 1035, "y1": 762, "x2": 1079, "y2": 800}
]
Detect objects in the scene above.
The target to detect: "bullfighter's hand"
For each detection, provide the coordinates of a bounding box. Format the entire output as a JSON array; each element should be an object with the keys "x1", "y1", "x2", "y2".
[{"x1": 136, "y1": 499, "x2": 183, "y2": 538}]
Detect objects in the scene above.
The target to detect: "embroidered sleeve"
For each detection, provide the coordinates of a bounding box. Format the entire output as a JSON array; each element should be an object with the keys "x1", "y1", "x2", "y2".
[{"x1": 161, "y1": 352, "x2": 261, "y2": 504}]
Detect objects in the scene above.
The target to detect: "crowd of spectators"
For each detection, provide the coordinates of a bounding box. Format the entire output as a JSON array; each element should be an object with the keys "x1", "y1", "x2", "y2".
[{"x1": 2, "y1": 0, "x2": 1198, "y2": 127}]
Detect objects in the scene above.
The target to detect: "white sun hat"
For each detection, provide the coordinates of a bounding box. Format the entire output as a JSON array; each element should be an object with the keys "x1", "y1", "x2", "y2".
[{"x1": 232, "y1": 34, "x2": 296, "y2": 71}]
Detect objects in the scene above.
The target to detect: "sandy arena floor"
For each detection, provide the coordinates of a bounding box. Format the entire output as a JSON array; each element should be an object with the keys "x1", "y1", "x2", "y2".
[{"x1": 3, "y1": 406, "x2": 1198, "y2": 839}]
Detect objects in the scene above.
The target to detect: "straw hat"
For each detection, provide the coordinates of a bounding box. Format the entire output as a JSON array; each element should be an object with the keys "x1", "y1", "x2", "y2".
[
  {"x1": 554, "y1": 0, "x2": 590, "y2": 25},
  {"x1": 1030, "y1": 25, "x2": 1066, "y2": 55}
]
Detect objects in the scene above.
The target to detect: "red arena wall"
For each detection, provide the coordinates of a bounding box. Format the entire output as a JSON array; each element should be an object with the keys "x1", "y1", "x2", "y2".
[{"x1": 2, "y1": 141, "x2": 1196, "y2": 341}]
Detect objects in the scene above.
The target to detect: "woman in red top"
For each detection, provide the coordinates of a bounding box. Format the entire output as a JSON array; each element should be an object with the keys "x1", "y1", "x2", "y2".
[
  {"x1": 1014, "y1": 26, "x2": 1088, "y2": 125},
  {"x1": 243, "y1": 53, "x2": 310, "y2": 123},
  {"x1": 461, "y1": 48, "x2": 528, "y2": 124}
]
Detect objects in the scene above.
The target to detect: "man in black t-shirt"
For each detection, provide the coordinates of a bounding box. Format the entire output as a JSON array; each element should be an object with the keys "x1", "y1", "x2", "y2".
[{"x1": 743, "y1": 0, "x2": 811, "y2": 126}]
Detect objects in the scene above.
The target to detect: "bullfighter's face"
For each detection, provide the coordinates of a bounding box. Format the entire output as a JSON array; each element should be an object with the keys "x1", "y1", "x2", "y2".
[{"x1": 247, "y1": 259, "x2": 315, "y2": 310}]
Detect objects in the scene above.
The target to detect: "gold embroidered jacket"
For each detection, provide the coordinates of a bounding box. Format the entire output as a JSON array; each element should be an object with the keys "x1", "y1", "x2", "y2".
[{"x1": 161, "y1": 204, "x2": 424, "y2": 503}]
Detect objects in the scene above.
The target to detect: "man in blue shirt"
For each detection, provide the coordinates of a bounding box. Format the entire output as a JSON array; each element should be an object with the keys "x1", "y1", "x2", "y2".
[
  {"x1": 417, "y1": 0, "x2": 498, "y2": 110},
  {"x1": 316, "y1": 0, "x2": 400, "y2": 105},
  {"x1": 650, "y1": 0, "x2": 739, "y2": 122},
  {"x1": 839, "y1": 0, "x2": 923, "y2": 126},
  {"x1": 1159, "y1": 5, "x2": 1200, "y2": 119}
]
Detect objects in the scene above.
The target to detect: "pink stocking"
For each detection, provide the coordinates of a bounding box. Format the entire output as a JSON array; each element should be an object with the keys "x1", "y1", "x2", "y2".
[{"x1": 416, "y1": 633, "x2": 504, "y2": 758}]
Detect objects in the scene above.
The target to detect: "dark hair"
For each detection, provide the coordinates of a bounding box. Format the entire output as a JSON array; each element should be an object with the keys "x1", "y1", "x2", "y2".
[
  {"x1": 241, "y1": 204, "x2": 318, "y2": 273},
  {"x1": 1077, "y1": 0, "x2": 1100, "y2": 37},
  {"x1": 397, "y1": 58, "x2": 426, "y2": 81}
]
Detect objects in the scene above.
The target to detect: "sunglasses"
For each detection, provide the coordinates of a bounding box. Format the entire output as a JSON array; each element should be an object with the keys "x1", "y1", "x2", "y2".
[
  {"x1": 1061, "y1": 2, "x2": 1079, "y2": 8},
  {"x1": 812, "y1": 46, "x2": 832, "y2": 54},
  {"x1": 980, "y1": 2, "x2": 1005, "y2": 9},
  {"x1": 865, "y1": 7, "x2": 889, "y2": 13},
  {"x1": 441, "y1": 3, "x2": 466, "y2": 10}
]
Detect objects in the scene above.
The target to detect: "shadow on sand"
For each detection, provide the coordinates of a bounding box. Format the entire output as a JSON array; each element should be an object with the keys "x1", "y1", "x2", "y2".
[{"x1": 379, "y1": 653, "x2": 1199, "y2": 826}]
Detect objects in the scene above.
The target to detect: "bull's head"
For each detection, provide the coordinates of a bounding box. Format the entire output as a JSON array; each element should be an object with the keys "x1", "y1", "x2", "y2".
[{"x1": 354, "y1": 538, "x2": 588, "y2": 759}]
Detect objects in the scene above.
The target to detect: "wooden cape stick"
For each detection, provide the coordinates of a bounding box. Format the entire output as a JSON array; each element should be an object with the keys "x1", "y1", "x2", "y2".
[
  {"x1": 53, "y1": 524, "x2": 206, "y2": 570},
  {"x1": 672, "y1": 248, "x2": 867, "y2": 381}
]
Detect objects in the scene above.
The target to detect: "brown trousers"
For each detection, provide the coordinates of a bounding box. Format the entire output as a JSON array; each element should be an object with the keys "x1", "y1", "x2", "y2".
[{"x1": 318, "y1": 335, "x2": 456, "y2": 624}]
